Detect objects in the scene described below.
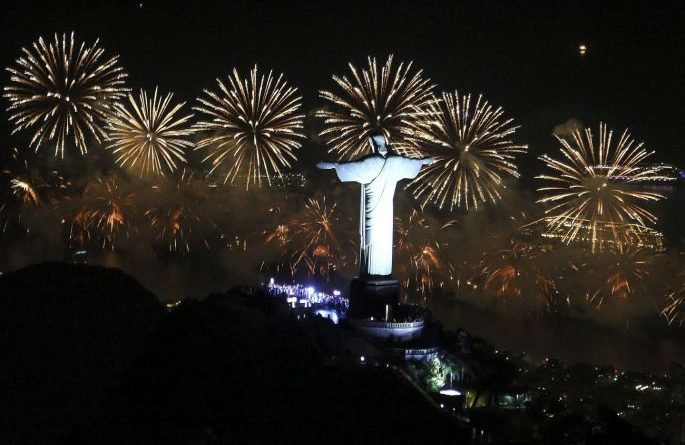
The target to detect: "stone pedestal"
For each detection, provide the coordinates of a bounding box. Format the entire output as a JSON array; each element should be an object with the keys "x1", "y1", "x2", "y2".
[{"x1": 348, "y1": 277, "x2": 400, "y2": 319}]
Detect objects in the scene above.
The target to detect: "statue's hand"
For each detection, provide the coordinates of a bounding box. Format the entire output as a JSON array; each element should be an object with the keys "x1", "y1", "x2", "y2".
[
  {"x1": 317, "y1": 162, "x2": 336, "y2": 170},
  {"x1": 421, "y1": 157, "x2": 435, "y2": 165}
]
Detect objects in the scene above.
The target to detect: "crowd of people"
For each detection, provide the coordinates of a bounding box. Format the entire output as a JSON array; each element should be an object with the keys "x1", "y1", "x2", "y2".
[{"x1": 266, "y1": 279, "x2": 349, "y2": 313}]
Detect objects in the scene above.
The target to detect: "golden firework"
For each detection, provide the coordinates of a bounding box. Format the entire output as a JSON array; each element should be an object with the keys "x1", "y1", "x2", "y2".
[
  {"x1": 144, "y1": 174, "x2": 213, "y2": 254},
  {"x1": 478, "y1": 240, "x2": 554, "y2": 301},
  {"x1": 447, "y1": 260, "x2": 481, "y2": 293},
  {"x1": 0, "y1": 148, "x2": 70, "y2": 232},
  {"x1": 10, "y1": 178, "x2": 40, "y2": 206},
  {"x1": 662, "y1": 288, "x2": 684, "y2": 327},
  {"x1": 265, "y1": 224, "x2": 290, "y2": 247},
  {"x1": 0, "y1": 176, "x2": 41, "y2": 232},
  {"x1": 395, "y1": 209, "x2": 452, "y2": 297},
  {"x1": 406, "y1": 91, "x2": 526, "y2": 211},
  {"x1": 318, "y1": 55, "x2": 434, "y2": 160},
  {"x1": 106, "y1": 88, "x2": 193, "y2": 177},
  {"x1": 537, "y1": 123, "x2": 666, "y2": 251},
  {"x1": 69, "y1": 176, "x2": 135, "y2": 249},
  {"x1": 194, "y1": 65, "x2": 305, "y2": 189},
  {"x1": 291, "y1": 197, "x2": 348, "y2": 277},
  {"x1": 583, "y1": 244, "x2": 652, "y2": 308},
  {"x1": 262, "y1": 223, "x2": 293, "y2": 276},
  {"x1": 4, "y1": 32, "x2": 128, "y2": 156}
]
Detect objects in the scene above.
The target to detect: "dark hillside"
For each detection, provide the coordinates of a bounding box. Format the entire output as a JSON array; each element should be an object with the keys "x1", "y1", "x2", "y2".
[
  {"x1": 0, "y1": 262, "x2": 164, "y2": 445},
  {"x1": 69, "y1": 291, "x2": 466, "y2": 444}
]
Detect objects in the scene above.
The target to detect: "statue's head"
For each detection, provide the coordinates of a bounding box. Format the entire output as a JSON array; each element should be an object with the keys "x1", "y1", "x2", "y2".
[{"x1": 368, "y1": 134, "x2": 389, "y2": 157}]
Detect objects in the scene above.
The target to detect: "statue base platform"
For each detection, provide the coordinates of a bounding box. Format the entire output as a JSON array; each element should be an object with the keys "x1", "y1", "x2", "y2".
[{"x1": 348, "y1": 277, "x2": 400, "y2": 319}]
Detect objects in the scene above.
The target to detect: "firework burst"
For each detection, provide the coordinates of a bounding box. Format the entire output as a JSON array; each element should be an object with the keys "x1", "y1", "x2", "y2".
[
  {"x1": 478, "y1": 240, "x2": 554, "y2": 302},
  {"x1": 583, "y1": 244, "x2": 652, "y2": 308},
  {"x1": 0, "y1": 148, "x2": 70, "y2": 232},
  {"x1": 4, "y1": 32, "x2": 128, "y2": 156},
  {"x1": 405, "y1": 91, "x2": 526, "y2": 211},
  {"x1": 265, "y1": 224, "x2": 291, "y2": 248},
  {"x1": 262, "y1": 223, "x2": 293, "y2": 276},
  {"x1": 67, "y1": 176, "x2": 135, "y2": 249},
  {"x1": 662, "y1": 283, "x2": 685, "y2": 327},
  {"x1": 9, "y1": 178, "x2": 40, "y2": 207},
  {"x1": 106, "y1": 88, "x2": 193, "y2": 177},
  {"x1": 537, "y1": 123, "x2": 666, "y2": 251},
  {"x1": 395, "y1": 209, "x2": 453, "y2": 298},
  {"x1": 194, "y1": 66, "x2": 305, "y2": 189},
  {"x1": 447, "y1": 260, "x2": 481, "y2": 294},
  {"x1": 0, "y1": 174, "x2": 40, "y2": 232},
  {"x1": 318, "y1": 55, "x2": 434, "y2": 160},
  {"x1": 290, "y1": 197, "x2": 349, "y2": 277},
  {"x1": 144, "y1": 174, "x2": 214, "y2": 254}
]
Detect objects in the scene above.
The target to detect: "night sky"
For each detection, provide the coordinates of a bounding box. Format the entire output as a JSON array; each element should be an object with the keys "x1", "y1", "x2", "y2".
[
  {"x1": 2, "y1": 0, "x2": 684, "y2": 181},
  {"x1": 4, "y1": 7, "x2": 685, "y2": 439}
]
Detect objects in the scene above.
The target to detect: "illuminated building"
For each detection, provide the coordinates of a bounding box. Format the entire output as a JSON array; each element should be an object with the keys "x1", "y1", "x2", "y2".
[
  {"x1": 520, "y1": 217, "x2": 665, "y2": 251},
  {"x1": 224, "y1": 172, "x2": 309, "y2": 188},
  {"x1": 593, "y1": 162, "x2": 681, "y2": 183}
]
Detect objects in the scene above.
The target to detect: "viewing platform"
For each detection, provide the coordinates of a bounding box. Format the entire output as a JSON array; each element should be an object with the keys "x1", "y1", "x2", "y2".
[{"x1": 349, "y1": 318, "x2": 425, "y2": 341}]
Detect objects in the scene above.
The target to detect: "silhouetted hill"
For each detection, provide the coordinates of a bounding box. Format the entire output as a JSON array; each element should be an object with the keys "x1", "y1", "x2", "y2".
[
  {"x1": 69, "y1": 291, "x2": 467, "y2": 444},
  {"x1": 1, "y1": 263, "x2": 465, "y2": 444},
  {"x1": 0, "y1": 262, "x2": 164, "y2": 445}
]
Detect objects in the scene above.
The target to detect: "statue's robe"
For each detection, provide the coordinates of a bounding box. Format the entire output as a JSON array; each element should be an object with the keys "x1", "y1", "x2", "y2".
[{"x1": 334, "y1": 154, "x2": 425, "y2": 276}]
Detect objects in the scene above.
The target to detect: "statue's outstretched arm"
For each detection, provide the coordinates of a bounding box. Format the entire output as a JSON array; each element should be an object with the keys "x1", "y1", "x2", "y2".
[
  {"x1": 319, "y1": 157, "x2": 382, "y2": 183},
  {"x1": 421, "y1": 157, "x2": 435, "y2": 165}
]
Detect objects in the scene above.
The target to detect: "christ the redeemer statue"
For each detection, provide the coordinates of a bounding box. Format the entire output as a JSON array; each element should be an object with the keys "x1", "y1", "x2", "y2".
[{"x1": 318, "y1": 135, "x2": 432, "y2": 278}]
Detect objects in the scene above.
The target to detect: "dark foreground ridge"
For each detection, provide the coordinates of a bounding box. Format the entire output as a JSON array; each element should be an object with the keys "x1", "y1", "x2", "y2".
[
  {"x1": 4, "y1": 262, "x2": 681, "y2": 444},
  {"x1": 0, "y1": 262, "x2": 165, "y2": 445},
  {"x1": 69, "y1": 290, "x2": 465, "y2": 444},
  {"x1": 1, "y1": 262, "x2": 465, "y2": 444}
]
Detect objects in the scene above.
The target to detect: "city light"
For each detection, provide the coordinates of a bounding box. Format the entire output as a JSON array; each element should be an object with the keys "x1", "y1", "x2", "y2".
[{"x1": 439, "y1": 389, "x2": 462, "y2": 396}]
